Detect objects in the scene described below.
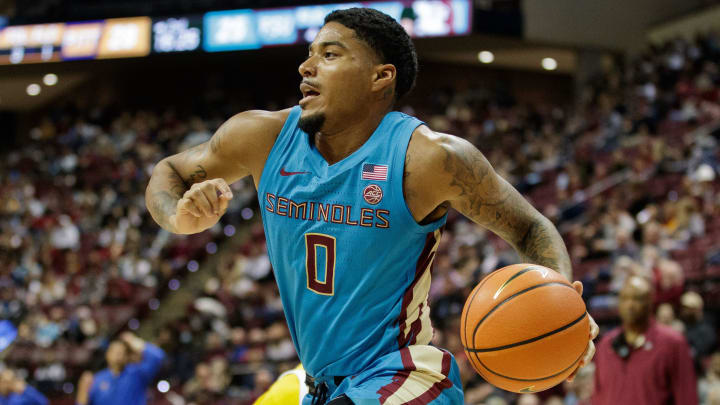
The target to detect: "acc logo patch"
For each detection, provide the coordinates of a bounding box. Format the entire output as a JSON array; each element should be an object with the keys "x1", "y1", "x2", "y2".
[
  {"x1": 100, "y1": 381, "x2": 110, "y2": 391},
  {"x1": 363, "y1": 184, "x2": 383, "y2": 205}
]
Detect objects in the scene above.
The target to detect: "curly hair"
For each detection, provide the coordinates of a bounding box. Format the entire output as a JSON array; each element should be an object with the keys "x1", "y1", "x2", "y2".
[{"x1": 324, "y1": 7, "x2": 418, "y2": 101}]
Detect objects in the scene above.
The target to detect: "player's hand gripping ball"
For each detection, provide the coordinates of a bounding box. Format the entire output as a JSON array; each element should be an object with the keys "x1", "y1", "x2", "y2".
[{"x1": 460, "y1": 264, "x2": 594, "y2": 393}]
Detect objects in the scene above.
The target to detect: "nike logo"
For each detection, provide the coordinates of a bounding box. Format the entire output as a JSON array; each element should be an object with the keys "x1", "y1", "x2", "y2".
[{"x1": 280, "y1": 168, "x2": 310, "y2": 176}]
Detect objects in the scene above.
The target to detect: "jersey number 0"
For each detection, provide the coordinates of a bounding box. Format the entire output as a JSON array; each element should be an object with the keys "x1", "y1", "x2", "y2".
[{"x1": 304, "y1": 233, "x2": 336, "y2": 295}]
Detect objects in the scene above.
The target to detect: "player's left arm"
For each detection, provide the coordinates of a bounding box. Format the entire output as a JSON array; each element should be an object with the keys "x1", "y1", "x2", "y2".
[
  {"x1": 409, "y1": 127, "x2": 598, "y2": 378},
  {"x1": 412, "y1": 128, "x2": 571, "y2": 278}
]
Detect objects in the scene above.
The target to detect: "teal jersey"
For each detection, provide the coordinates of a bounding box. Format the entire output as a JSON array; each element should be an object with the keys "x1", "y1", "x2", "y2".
[{"x1": 258, "y1": 106, "x2": 446, "y2": 380}]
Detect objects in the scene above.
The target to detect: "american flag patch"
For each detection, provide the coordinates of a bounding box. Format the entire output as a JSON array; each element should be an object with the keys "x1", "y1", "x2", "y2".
[{"x1": 362, "y1": 163, "x2": 388, "y2": 181}]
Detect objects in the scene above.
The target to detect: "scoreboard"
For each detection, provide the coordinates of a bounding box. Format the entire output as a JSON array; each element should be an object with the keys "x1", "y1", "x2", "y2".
[
  {"x1": 0, "y1": 17, "x2": 151, "y2": 64},
  {"x1": 0, "y1": 0, "x2": 471, "y2": 65}
]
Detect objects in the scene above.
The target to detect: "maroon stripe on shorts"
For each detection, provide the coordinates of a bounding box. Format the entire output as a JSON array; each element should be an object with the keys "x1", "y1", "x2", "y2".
[
  {"x1": 404, "y1": 350, "x2": 453, "y2": 405},
  {"x1": 377, "y1": 348, "x2": 416, "y2": 404}
]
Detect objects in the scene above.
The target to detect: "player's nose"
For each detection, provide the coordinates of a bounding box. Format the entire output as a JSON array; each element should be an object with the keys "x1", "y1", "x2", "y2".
[{"x1": 298, "y1": 56, "x2": 317, "y2": 77}]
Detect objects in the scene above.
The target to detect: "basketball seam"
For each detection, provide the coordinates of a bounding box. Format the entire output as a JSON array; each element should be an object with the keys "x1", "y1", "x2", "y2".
[
  {"x1": 473, "y1": 346, "x2": 586, "y2": 382},
  {"x1": 491, "y1": 266, "x2": 541, "y2": 299},
  {"x1": 467, "y1": 281, "x2": 577, "y2": 385},
  {"x1": 465, "y1": 312, "x2": 587, "y2": 352},
  {"x1": 470, "y1": 281, "x2": 574, "y2": 348},
  {"x1": 461, "y1": 265, "x2": 537, "y2": 348}
]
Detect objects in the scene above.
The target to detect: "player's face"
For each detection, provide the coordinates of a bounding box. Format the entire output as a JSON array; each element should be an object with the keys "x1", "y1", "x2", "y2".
[{"x1": 298, "y1": 22, "x2": 383, "y2": 133}]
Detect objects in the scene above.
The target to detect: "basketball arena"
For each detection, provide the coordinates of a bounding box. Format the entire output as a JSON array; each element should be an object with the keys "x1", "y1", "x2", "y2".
[{"x1": 1, "y1": 1, "x2": 719, "y2": 404}]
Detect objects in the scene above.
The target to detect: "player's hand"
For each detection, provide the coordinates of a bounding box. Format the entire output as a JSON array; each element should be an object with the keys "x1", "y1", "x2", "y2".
[
  {"x1": 567, "y1": 281, "x2": 599, "y2": 382},
  {"x1": 171, "y1": 178, "x2": 234, "y2": 234}
]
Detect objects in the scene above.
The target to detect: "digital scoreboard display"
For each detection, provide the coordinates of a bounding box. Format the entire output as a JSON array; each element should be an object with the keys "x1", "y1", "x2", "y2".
[
  {"x1": 0, "y1": 17, "x2": 150, "y2": 64},
  {"x1": 0, "y1": 23, "x2": 64, "y2": 64},
  {"x1": 204, "y1": 0, "x2": 472, "y2": 52},
  {"x1": 152, "y1": 16, "x2": 203, "y2": 53},
  {"x1": 0, "y1": 0, "x2": 471, "y2": 65}
]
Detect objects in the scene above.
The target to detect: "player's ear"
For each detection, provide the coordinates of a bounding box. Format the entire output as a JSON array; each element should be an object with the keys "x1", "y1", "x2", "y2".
[{"x1": 372, "y1": 64, "x2": 396, "y2": 98}]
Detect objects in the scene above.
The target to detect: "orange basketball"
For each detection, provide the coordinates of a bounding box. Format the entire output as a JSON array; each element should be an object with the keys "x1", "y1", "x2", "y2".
[{"x1": 460, "y1": 263, "x2": 589, "y2": 393}]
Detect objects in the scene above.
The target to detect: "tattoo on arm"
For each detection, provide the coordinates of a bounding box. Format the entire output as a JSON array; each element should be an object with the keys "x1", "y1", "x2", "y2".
[
  {"x1": 444, "y1": 139, "x2": 572, "y2": 279},
  {"x1": 187, "y1": 165, "x2": 207, "y2": 184},
  {"x1": 443, "y1": 142, "x2": 512, "y2": 218},
  {"x1": 517, "y1": 219, "x2": 572, "y2": 280},
  {"x1": 166, "y1": 161, "x2": 188, "y2": 197}
]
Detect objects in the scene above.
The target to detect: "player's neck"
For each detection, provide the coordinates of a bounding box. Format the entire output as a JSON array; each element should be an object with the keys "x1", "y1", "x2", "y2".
[{"x1": 314, "y1": 109, "x2": 388, "y2": 165}]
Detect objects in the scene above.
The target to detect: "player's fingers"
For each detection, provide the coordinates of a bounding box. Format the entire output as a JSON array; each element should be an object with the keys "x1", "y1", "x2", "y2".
[
  {"x1": 198, "y1": 184, "x2": 220, "y2": 215},
  {"x1": 186, "y1": 190, "x2": 213, "y2": 217},
  {"x1": 589, "y1": 315, "x2": 600, "y2": 339},
  {"x1": 177, "y1": 198, "x2": 202, "y2": 218},
  {"x1": 566, "y1": 366, "x2": 579, "y2": 382},
  {"x1": 212, "y1": 178, "x2": 234, "y2": 199},
  {"x1": 218, "y1": 195, "x2": 229, "y2": 213},
  {"x1": 581, "y1": 339, "x2": 596, "y2": 367},
  {"x1": 572, "y1": 280, "x2": 583, "y2": 296},
  {"x1": 566, "y1": 342, "x2": 591, "y2": 382}
]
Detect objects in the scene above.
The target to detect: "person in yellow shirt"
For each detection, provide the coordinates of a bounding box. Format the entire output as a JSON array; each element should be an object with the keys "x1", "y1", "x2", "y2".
[{"x1": 255, "y1": 365, "x2": 307, "y2": 405}]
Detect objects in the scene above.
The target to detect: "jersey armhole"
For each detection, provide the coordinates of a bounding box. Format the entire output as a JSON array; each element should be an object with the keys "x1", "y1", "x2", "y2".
[
  {"x1": 392, "y1": 122, "x2": 448, "y2": 234},
  {"x1": 257, "y1": 106, "x2": 302, "y2": 195}
]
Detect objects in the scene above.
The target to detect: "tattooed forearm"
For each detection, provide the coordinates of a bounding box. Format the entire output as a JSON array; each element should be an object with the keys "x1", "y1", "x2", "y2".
[
  {"x1": 146, "y1": 160, "x2": 190, "y2": 232},
  {"x1": 444, "y1": 137, "x2": 572, "y2": 280},
  {"x1": 517, "y1": 219, "x2": 572, "y2": 280},
  {"x1": 187, "y1": 165, "x2": 207, "y2": 184},
  {"x1": 166, "y1": 161, "x2": 189, "y2": 197}
]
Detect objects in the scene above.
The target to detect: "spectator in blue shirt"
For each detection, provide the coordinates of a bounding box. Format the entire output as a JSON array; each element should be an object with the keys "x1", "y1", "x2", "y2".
[
  {"x1": 76, "y1": 332, "x2": 165, "y2": 405},
  {"x1": 0, "y1": 369, "x2": 48, "y2": 405}
]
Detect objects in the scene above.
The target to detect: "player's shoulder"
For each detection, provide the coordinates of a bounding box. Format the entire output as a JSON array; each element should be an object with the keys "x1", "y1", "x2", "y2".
[
  {"x1": 222, "y1": 108, "x2": 293, "y2": 138},
  {"x1": 406, "y1": 125, "x2": 483, "y2": 176},
  {"x1": 211, "y1": 108, "x2": 293, "y2": 162}
]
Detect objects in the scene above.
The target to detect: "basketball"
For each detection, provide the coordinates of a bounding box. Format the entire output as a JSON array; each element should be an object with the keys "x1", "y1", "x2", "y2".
[{"x1": 460, "y1": 264, "x2": 589, "y2": 393}]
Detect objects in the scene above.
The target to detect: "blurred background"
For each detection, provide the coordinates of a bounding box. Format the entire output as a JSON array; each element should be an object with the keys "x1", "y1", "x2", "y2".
[{"x1": 1, "y1": 0, "x2": 720, "y2": 404}]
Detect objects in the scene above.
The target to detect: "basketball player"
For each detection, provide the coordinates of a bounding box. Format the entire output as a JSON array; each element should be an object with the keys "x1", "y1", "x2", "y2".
[{"x1": 146, "y1": 8, "x2": 598, "y2": 404}]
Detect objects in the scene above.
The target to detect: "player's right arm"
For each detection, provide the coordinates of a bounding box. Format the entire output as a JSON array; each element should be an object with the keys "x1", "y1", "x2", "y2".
[{"x1": 145, "y1": 109, "x2": 289, "y2": 234}]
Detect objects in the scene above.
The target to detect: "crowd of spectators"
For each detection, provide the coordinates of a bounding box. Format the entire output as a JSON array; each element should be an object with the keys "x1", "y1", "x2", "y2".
[
  {"x1": 0, "y1": 103, "x2": 256, "y2": 400},
  {"x1": 1, "y1": 29, "x2": 720, "y2": 405}
]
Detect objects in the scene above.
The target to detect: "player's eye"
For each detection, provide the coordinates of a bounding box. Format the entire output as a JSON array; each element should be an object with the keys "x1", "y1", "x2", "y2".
[{"x1": 324, "y1": 52, "x2": 336, "y2": 58}]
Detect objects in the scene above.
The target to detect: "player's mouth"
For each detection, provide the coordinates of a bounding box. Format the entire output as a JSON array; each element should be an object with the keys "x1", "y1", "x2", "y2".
[{"x1": 300, "y1": 83, "x2": 321, "y2": 106}]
